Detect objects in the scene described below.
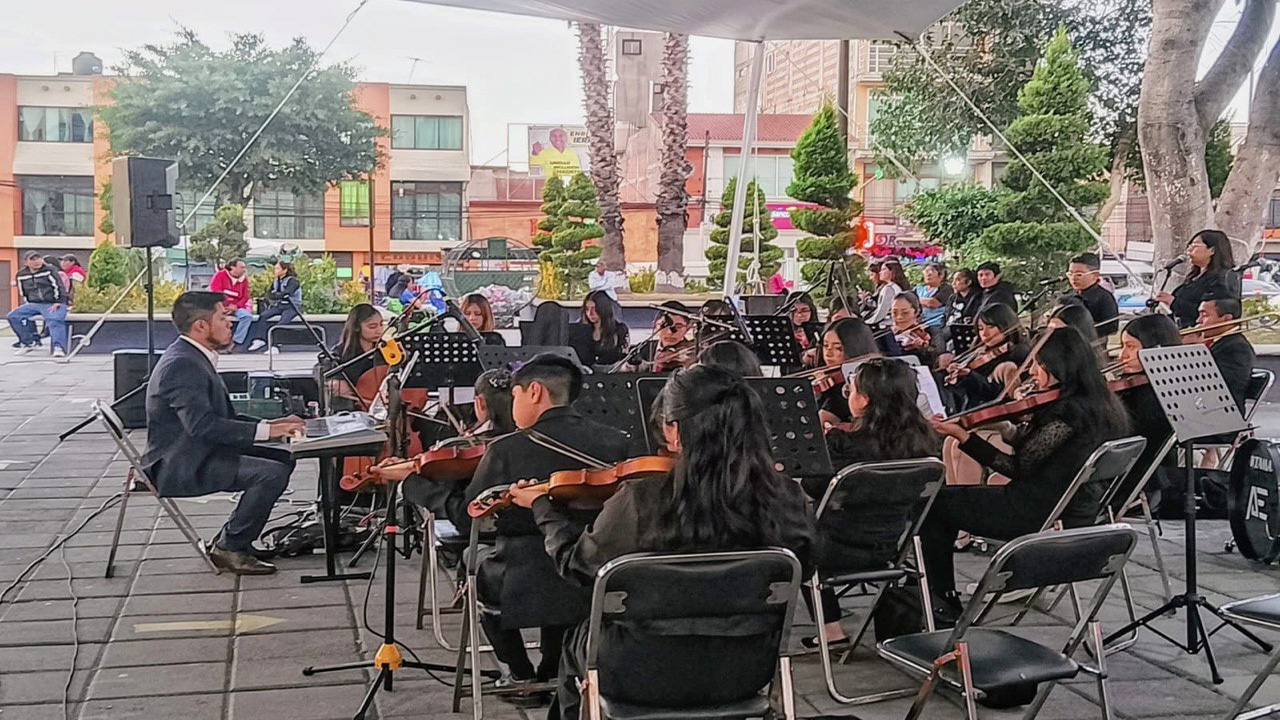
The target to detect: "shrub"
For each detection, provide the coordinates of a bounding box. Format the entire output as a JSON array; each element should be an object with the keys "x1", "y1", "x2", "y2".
[{"x1": 628, "y1": 266, "x2": 656, "y2": 294}]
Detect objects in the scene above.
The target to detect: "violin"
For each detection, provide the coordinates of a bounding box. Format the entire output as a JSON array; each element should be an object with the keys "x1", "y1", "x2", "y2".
[
  {"x1": 647, "y1": 338, "x2": 697, "y2": 373},
  {"x1": 787, "y1": 363, "x2": 845, "y2": 394},
  {"x1": 340, "y1": 439, "x2": 489, "y2": 493},
  {"x1": 467, "y1": 455, "x2": 676, "y2": 518},
  {"x1": 947, "y1": 386, "x2": 1062, "y2": 429},
  {"x1": 945, "y1": 340, "x2": 1011, "y2": 385}
]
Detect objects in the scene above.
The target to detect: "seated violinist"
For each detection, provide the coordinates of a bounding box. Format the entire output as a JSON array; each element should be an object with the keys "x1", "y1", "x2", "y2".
[
  {"x1": 944, "y1": 303, "x2": 1029, "y2": 412},
  {"x1": 326, "y1": 304, "x2": 385, "y2": 412},
  {"x1": 626, "y1": 301, "x2": 695, "y2": 372},
  {"x1": 504, "y1": 365, "x2": 816, "y2": 720},
  {"x1": 803, "y1": 359, "x2": 942, "y2": 649},
  {"x1": 889, "y1": 292, "x2": 940, "y2": 369},
  {"x1": 1194, "y1": 294, "x2": 1256, "y2": 416},
  {"x1": 377, "y1": 355, "x2": 630, "y2": 686},
  {"x1": 1113, "y1": 314, "x2": 1182, "y2": 510},
  {"x1": 815, "y1": 317, "x2": 880, "y2": 426},
  {"x1": 924, "y1": 328, "x2": 1130, "y2": 613},
  {"x1": 1048, "y1": 302, "x2": 1108, "y2": 365}
]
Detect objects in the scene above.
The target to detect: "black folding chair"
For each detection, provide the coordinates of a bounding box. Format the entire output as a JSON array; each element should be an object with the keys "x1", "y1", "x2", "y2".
[
  {"x1": 808, "y1": 457, "x2": 945, "y2": 704},
  {"x1": 1218, "y1": 593, "x2": 1280, "y2": 720},
  {"x1": 582, "y1": 549, "x2": 803, "y2": 720},
  {"x1": 877, "y1": 524, "x2": 1138, "y2": 720}
]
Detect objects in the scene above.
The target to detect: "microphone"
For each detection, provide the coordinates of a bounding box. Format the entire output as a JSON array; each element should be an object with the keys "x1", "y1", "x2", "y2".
[
  {"x1": 1038, "y1": 275, "x2": 1065, "y2": 287},
  {"x1": 1162, "y1": 254, "x2": 1188, "y2": 271},
  {"x1": 446, "y1": 299, "x2": 485, "y2": 345}
]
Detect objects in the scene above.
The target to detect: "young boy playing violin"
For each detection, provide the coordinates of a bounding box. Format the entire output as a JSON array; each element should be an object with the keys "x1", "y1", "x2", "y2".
[{"x1": 373, "y1": 354, "x2": 630, "y2": 686}]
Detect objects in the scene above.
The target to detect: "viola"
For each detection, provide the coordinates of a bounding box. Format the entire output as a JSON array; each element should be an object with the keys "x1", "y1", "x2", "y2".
[
  {"x1": 340, "y1": 440, "x2": 489, "y2": 493},
  {"x1": 648, "y1": 338, "x2": 697, "y2": 373},
  {"x1": 467, "y1": 455, "x2": 676, "y2": 518}
]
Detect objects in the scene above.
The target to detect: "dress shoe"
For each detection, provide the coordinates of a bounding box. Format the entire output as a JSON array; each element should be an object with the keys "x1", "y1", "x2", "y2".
[{"x1": 208, "y1": 545, "x2": 277, "y2": 575}]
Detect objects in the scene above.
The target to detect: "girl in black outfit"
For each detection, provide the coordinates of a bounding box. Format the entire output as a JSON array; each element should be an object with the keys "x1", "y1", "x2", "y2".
[
  {"x1": 1153, "y1": 229, "x2": 1237, "y2": 328},
  {"x1": 816, "y1": 317, "x2": 880, "y2": 426},
  {"x1": 1049, "y1": 302, "x2": 1107, "y2": 364},
  {"x1": 508, "y1": 366, "x2": 816, "y2": 720},
  {"x1": 246, "y1": 261, "x2": 303, "y2": 350},
  {"x1": 786, "y1": 291, "x2": 822, "y2": 364},
  {"x1": 946, "y1": 303, "x2": 1030, "y2": 411},
  {"x1": 578, "y1": 290, "x2": 629, "y2": 365},
  {"x1": 327, "y1": 303, "x2": 385, "y2": 410},
  {"x1": 1112, "y1": 314, "x2": 1183, "y2": 510},
  {"x1": 698, "y1": 340, "x2": 763, "y2": 377},
  {"x1": 941, "y1": 268, "x2": 982, "y2": 362},
  {"x1": 459, "y1": 293, "x2": 506, "y2": 345},
  {"x1": 803, "y1": 359, "x2": 943, "y2": 647},
  {"x1": 924, "y1": 328, "x2": 1130, "y2": 606}
]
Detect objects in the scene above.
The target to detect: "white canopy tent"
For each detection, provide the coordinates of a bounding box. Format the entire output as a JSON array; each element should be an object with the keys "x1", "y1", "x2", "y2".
[{"x1": 401, "y1": 0, "x2": 971, "y2": 295}]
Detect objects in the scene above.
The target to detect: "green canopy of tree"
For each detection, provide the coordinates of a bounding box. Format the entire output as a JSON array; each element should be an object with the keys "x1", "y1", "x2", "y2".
[
  {"x1": 537, "y1": 173, "x2": 603, "y2": 298},
  {"x1": 99, "y1": 29, "x2": 384, "y2": 205},
  {"x1": 705, "y1": 177, "x2": 780, "y2": 289},
  {"x1": 188, "y1": 204, "x2": 250, "y2": 268}
]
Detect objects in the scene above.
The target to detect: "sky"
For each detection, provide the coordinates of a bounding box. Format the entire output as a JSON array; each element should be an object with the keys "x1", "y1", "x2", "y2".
[{"x1": 0, "y1": 0, "x2": 1272, "y2": 163}]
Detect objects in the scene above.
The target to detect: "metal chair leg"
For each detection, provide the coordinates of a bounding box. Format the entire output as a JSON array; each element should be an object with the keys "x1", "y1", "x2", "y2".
[
  {"x1": 468, "y1": 579, "x2": 484, "y2": 720},
  {"x1": 158, "y1": 497, "x2": 218, "y2": 574},
  {"x1": 957, "y1": 642, "x2": 980, "y2": 720},
  {"x1": 104, "y1": 469, "x2": 134, "y2": 578},
  {"x1": 1092, "y1": 621, "x2": 1114, "y2": 720},
  {"x1": 1223, "y1": 641, "x2": 1280, "y2": 720},
  {"x1": 586, "y1": 668, "x2": 603, "y2": 720},
  {"x1": 778, "y1": 656, "x2": 796, "y2": 720},
  {"x1": 416, "y1": 522, "x2": 431, "y2": 631},
  {"x1": 1139, "y1": 494, "x2": 1174, "y2": 604}
]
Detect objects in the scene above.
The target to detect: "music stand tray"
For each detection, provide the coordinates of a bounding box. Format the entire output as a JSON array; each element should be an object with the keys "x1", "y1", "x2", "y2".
[
  {"x1": 1103, "y1": 345, "x2": 1268, "y2": 682},
  {"x1": 478, "y1": 345, "x2": 579, "y2": 371},
  {"x1": 575, "y1": 372, "x2": 667, "y2": 457},
  {"x1": 399, "y1": 333, "x2": 483, "y2": 390}
]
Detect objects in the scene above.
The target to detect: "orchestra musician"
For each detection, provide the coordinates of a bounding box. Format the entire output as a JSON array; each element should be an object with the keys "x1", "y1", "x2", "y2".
[
  {"x1": 1153, "y1": 229, "x2": 1238, "y2": 328},
  {"x1": 975, "y1": 261, "x2": 1018, "y2": 315},
  {"x1": 939, "y1": 268, "x2": 981, "y2": 368},
  {"x1": 698, "y1": 339, "x2": 763, "y2": 377},
  {"x1": 923, "y1": 327, "x2": 1131, "y2": 613},
  {"x1": 866, "y1": 259, "x2": 908, "y2": 329},
  {"x1": 786, "y1": 291, "x2": 822, "y2": 357},
  {"x1": 391, "y1": 354, "x2": 630, "y2": 687},
  {"x1": 1194, "y1": 293, "x2": 1256, "y2": 415},
  {"x1": 504, "y1": 365, "x2": 816, "y2": 720},
  {"x1": 141, "y1": 292, "x2": 306, "y2": 575},
  {"x1": 576, "y1": 290, "x2": 630, "y2": 366},
  {"x1": 459, "y1": 293, "x2": 507, "y2": 346},
  {"x1": 1063, "y1": 252, "x2": 1119, "y2": 337},
  {"x1": 627, "y1": 301, "x2": 696, "y2": 372},
  {"x1": 1112, "y1": 314, "x2": 1182, "y2": 510},
  {"x1": 945, "y1": 303, "x2": 1030, "y2": 411},
  {"x1": 889, "y1": 292, "x2": 940, "y2": 369},
  {"x1": 1048, "y1": 302, "x2": 1108, "y2": 365},
  {"x1": 802, "y1": 358, "x2": 942, "y2": 649},
  {"x1": 816, "y1": 317, "x2": 880, "y2": 425},
  {"x1": 328, "y1": 303, "x2": 385, "y2": 411},
  {"x1": 827, "y1": 295, "x2": 858, "y2": 323}
]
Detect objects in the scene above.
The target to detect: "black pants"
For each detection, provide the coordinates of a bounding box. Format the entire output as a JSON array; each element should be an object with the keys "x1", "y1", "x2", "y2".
[
  {"x1": 918, "y1": 486, "x2": 1043, "y2": 596},
  {"x1": 247, "y1": 304, "x2": 300, "y2": 345},
  {"x1": 217, "y1": 450, "x2": 294, "y2": 552},
  {"x1": 476, "y1": 559, "x2": 568, "y2": 680}
]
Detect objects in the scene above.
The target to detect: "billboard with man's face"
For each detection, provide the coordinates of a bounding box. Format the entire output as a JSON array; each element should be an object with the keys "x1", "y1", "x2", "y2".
[{"x1": 528, "y1": 125, "x2": 591, "y2": 178}]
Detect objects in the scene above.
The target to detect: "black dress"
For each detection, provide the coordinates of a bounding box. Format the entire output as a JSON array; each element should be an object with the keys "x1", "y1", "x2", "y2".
[{"x1": 1170, "y1": 270, "x2": 1234, "y2": 328}]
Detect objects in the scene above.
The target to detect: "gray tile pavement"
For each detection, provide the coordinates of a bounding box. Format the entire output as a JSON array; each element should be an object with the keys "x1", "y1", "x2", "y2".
[{"x1": 3, "y1": 346, "x2": 1280, "y2": 718}]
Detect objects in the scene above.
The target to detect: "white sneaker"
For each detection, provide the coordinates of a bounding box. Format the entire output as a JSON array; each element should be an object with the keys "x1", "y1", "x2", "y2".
[
  {"x1": 52, "y1": 347, "x2": 66, "y2": 358},
  {"x1": 15, "y1": 344, "x2": 34, "y2": 355},
  {"x1": 268, "y1": 346, "x2": 280, "y2": 355},
  {"x1": 246, "y1": 339, "x2": 266, "y2": 352}
]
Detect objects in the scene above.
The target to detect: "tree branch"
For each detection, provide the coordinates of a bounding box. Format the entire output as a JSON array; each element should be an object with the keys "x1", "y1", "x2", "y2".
[
  {"x1": 1097, "y1": 121, "x2": 1136, "y2": 225},
  {"x1": 1194, "y1": 0, "x2": 1276, "y2": 130},
  {"x1": 1215, "y1": 38, "x2": 1280, "y2": 254}
]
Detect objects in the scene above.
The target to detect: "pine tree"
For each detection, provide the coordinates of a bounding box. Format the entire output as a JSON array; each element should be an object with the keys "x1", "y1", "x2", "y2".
[
  {"x1": 787, "y1": 101, "x2": 866, "y2": 298},
  {"x1": 539, "y1": 173, "x2": 603, "y2": 298},
  {"x1": 967, "y1": 28, "x2": 1108, "y2": 287},
  {"x1": 705, "y1": 177, "x2": 780, "y2": 289}
]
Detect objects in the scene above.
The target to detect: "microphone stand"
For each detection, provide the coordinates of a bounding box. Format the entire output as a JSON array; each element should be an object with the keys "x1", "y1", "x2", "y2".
[
  {"x1": 278, "y1": 296, "x2": 368, "y2": 414},
  {"x1": 1147, "y1": 261, "x2": 1184, "y2": 313}
]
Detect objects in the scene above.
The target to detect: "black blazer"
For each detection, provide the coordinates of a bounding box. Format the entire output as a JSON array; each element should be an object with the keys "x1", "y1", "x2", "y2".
[
  {"x1": 1211, "y1": 333, "x2": 1256, "y2": 415},
  {"x1": 1171, "y1": 270, "x2": 1233, "y2": 328},
  {"x1": 141, "y1": 339, "x2": 259, "y2": 497}
]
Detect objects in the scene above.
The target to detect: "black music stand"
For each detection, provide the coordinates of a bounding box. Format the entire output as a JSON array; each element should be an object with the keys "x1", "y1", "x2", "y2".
[
  {"x1": 1104, "y1": 345, "x2": 1271, "y2": 682},
  {"x1": 743, "y1": 315, "x2": 804, "y2": 369},
  {"x1": 575, "y1": 372, "x2": 667, "y2": 456},
  {"x1": 477, "y1": 344, "x2": 579, "y2": 371},
  {"x1": 635, "y1": 376, "x2": 832, "y2": 478}
]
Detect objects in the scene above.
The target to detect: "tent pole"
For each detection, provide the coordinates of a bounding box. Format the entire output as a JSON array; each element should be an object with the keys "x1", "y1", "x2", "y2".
[{"x1": 723, "y1": 40, "x2": 765, "y2": 298}]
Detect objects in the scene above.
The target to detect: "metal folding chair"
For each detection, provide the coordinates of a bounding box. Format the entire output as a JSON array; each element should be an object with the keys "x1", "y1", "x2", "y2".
[
  {"x1": 878, "y1": 524, "x2": 1139, "y2": 720},
  {"x1": 94, "y1": 400, "x2": 219, "y2": 577},
  {"x1": 415, "y1": 511, "x2": 467, "y2": 648},
  {"x1": 1218, "y1": 593, "x2": 1280, "y2": 720}
]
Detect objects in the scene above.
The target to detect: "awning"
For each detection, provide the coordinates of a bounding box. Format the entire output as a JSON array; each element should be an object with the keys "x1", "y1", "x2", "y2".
[{"x1": 397, "y1": 0, "x2": 966, "y2": 41}]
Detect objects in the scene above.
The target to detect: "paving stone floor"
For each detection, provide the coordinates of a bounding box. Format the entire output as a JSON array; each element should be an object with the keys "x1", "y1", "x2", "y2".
[{"x1": 3, "y1": 345, "x2": 1280, "y2": 719}]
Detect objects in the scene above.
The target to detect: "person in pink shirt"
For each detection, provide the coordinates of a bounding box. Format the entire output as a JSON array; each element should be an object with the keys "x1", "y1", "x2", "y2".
[
  {"x1": 208, "y1": 258, "x2": 253, "y2": 345},
  {"x1": 769, "y1": 271, "x2": 792, "y2": 295}
]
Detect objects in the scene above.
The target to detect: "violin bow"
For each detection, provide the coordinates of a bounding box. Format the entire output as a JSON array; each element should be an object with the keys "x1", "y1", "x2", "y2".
[
  {"x1": 523, "y1": 428, "x2": 613, "y2": 470},
  {"x1": 994, "y1": 326, "x2": 1053, "y2": 403}
]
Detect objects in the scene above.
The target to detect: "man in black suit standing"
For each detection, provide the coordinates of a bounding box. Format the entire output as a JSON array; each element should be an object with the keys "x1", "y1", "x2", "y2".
[
  {"x1": 1196, "y1": 293, "x2": 1256, "y2": 415},
  {"x1": 142, "y1": 292, "x2": 306, "y2": 575},
  {"x1": 1064, "y1": 252, "x2": 1120, "y2": 337}
]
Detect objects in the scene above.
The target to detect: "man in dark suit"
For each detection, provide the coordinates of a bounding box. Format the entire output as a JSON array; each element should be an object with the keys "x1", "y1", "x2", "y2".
[
  {"x1": 1064, "y1": 252, "x2": 1120, "y2": 336},
  {"x1": 975, "y1": 261, "x2": 1018, "y2": 315},
  {"x1": 383, "y1": 353, "x2": 630, "y2": 684},
  {"x1": 1197, "y1": 294, "x2": 1256, "y2": 415},
  {"x1": 142, "y1": 292, "x2": 305, "y2": 575}
]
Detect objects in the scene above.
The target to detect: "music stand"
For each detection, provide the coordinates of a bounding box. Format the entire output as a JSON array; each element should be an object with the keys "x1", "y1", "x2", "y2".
[
  {"x1": 635, "y1": 377, "x2": 832, "y2": 478},
  {"x1": 477, "y1": 345, "x2": 579, "y2": 371},
  {"x1": 742, "y1": 315, "x2": 804, "y2": 369},
  {"x1": 398, "y1": 333, "x2": 483, "y2": 390},
  {"x1": 1103, "y1": 345, "x2": 1271, "y2": 682},
  {"x1": 574, "y1": 372, "x2": 667, "y2": 456}
]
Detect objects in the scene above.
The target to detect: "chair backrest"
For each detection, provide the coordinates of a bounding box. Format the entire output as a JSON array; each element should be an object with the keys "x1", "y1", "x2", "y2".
[
  {"x1": 268, "y1": 325, "x2": 325, "y2": 349},
  {"x1": 1040, "y1": 436, "x2": 1147, "y2": 531},
  {"x1": 1245, "y1": 369, "x2": 1274, "y2": 422},
  {"x1": 815, "y1": 458, "x2": 945, "y2": 570},
  {"x1": 93, "y1": 400, "x2": 148, "y2": 478},
  {"x1": 520, "y1": 301, "x2": 568, "y2": 347},
  {"x1": 585, "y1": 549, "x2": 802, "y2": 708}
]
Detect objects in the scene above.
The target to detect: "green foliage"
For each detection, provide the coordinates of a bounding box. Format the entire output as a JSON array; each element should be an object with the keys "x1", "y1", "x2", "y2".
[
  {"x1": 88, "y1": 242, "x2": 128, "y2": 289},
  {"x1": 247, "y1": 254, "x2": 362, "y2": 313},
  {"x1": 71, "y1": 280, "x2": 185, "y2": 313},
  {"x1": 628, "y1": 266, "x2": 657, "y2": 294},
  {"x1": 538, "y1": 173, "x2": 604, "y2": 299},
  {"x1": 899, "y1": 184, "x2": 1004, "y2": 248},
  {"x1": 338, "y1": 279, "x2": 369, "y2": 310},
  {"x1": 1205, "y1": 118, "x2": 1234, "y2": 200},
  {"x1": 787, "y1": 102, "x2": 857, "y2": 209},
  {"x1": 100, "y1": 28, "x2": 384, "y2": 202},
  {"x1": 98, "y1": 181, "x2": 114, "y2": 237},
  {"x1": 683, "y1": 277, "x2": 709, "y2": 294},
  {"x1": 705, "y1": 177, "x2": 780, "y2": 288},
  {"x1": 188, "y1": 204, "x2": 249, "y2": 267}
]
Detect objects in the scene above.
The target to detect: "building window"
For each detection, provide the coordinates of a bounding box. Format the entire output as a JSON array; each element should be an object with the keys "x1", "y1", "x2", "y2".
[
  {"x1": 18, "y1": 107, "x2": 93, "y2": 143},
  {"x1": 254, "y1": 189, "x2": 325, "y2": 239},
  {"x1": 18, "y1": 176, "x2": 94, "y2": 236},
  {"x1": 621, "y1": 39, "x2": 642, "y2": 56},
  {"x1": 722, "y1": 155, "x2": 797, "y2": 199},
  {"x1": 1267, "y1": 195, "x2": 1280, "y2": 229},
  {"x1": 391, "y1": 181, "x2": 463, "y2": 241},
  {"x1": 340, "y1": 181, "x2": 371, "y2": 227},
  {"x1": 390, "y1": 115, "x2": 464, "y2": 150},
  {"x1": 174, "y1": 191, "x2": 218, "y2": 235},
  {"x1": 766, "y1": 53, "x2": 776, "y2": 73}
]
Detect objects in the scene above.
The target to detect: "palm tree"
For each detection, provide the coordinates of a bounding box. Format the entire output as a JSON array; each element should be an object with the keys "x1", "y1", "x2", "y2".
[
  {"x1": 576, "y1": 23, "x2": 625, "y2": 270},
  {"x1": 655, "y1": 33, "x2": 691, "y2": 291}
]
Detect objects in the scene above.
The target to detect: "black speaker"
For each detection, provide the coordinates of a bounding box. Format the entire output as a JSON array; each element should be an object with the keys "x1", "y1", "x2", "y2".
[
  {"x1": 113, "y1": 350, "x2": 162, "y2": 428},
  {"x1": 112, "y1": 156, "x2": 179, "y2": 248}
]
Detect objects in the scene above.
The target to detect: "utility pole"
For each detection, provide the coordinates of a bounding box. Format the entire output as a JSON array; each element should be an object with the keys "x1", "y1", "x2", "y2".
[{"x1": 836, "y1": 39, "x2": 850, "y2": 141}]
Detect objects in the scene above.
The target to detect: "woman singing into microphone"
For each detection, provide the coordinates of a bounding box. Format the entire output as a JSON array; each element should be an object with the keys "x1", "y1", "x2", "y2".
[{"x1": 1152, "y1": 229, "x2": 1237, "y2": 328}]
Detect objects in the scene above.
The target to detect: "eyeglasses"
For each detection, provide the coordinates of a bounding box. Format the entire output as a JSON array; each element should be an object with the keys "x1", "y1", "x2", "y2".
[{"x1": 1066, "y1": 271, "x2": 1096, "y2": 279}]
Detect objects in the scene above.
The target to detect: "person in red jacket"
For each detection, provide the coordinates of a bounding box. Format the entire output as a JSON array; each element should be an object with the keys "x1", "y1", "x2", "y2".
[{"x1": 208, "y1": 258, "x2": 253, "y2": 346}]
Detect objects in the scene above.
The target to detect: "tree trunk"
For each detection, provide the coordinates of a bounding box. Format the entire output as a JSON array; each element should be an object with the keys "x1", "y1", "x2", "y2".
[
  {"x1": 1097, "y1": 122, "x2": 1136, "y2": 227},
  {"x1": 1215, "y1": 38, "x2": 1280, "y2": 256},
  {"x1": 1137, "y1": 0, "x2": 1221, "y2": 264},
  {"x1": 655, "y1": 33, "x2": 691, "y2": 292},
  {"x1": 577, "y1": 23, "x2": 626, "y2": 271}
]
